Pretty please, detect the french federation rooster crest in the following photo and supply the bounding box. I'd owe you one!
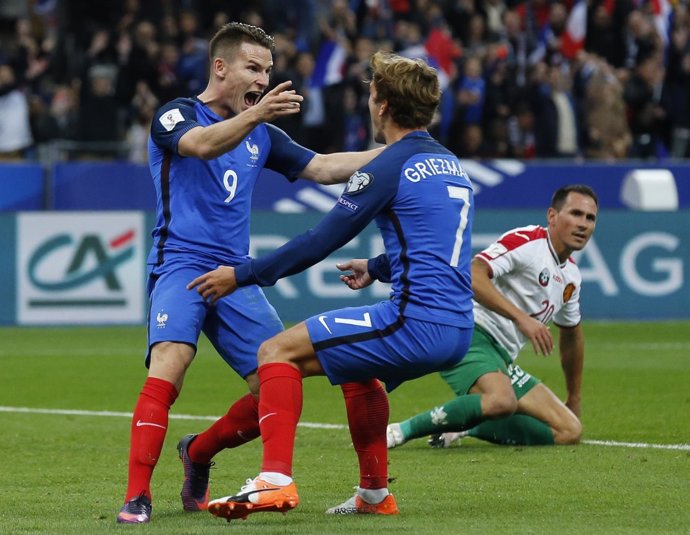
[245,140,259,161]
[156,312,168,328]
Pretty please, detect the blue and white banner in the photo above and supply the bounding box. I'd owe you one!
[252,210,689,322]
[3,161,689,212]
[254,161,690,212]
[0,210,687,324]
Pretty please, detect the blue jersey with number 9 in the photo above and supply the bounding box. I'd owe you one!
[147,97,315,268]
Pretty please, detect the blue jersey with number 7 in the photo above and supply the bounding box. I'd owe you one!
[236,130,474,328]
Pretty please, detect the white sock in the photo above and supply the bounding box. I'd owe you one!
[259,472,293,486]
[357,486,389,504]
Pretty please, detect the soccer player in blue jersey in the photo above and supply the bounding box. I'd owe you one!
[188,51,475,520]
[116,22,385,524]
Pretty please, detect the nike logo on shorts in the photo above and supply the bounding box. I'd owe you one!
[318,315,332,334]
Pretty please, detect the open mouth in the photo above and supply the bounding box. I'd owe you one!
[244,91,262,107]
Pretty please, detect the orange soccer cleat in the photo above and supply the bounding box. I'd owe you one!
[208,477,299,521]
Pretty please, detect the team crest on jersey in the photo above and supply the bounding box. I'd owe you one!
[563,283,576,303]
[156,311,168,328]
[159,108,184,132]
[538,268,550,287]
[344,171,373,194]
[245,140,259,161]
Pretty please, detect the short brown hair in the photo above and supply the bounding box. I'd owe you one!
[551,184,599,210]
[208,22,274,61]
[369,51,440,129]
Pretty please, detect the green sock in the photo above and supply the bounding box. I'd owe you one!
[467,414,555,445]
[400,394,483,440]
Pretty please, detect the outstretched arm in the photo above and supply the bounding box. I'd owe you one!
[472,258,554,356]
[178,81,304,159]
[189,196,385,303]
[189,154,396,303]
[557,322,584,417]
[301,147,385,185]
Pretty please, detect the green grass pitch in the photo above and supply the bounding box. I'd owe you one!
[1,321,688,534]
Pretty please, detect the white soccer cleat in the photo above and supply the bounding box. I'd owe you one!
[386,423,406,449]
[326,487,399,515]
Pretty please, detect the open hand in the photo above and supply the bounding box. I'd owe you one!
[256,80,303,121]
[337,259,374,290]
[516,314,554,356]
[187,265,237,304]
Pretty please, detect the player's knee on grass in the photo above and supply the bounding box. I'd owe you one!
[553,413,582,445]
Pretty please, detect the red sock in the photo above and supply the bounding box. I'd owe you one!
[257,363,303,476]
[125,377,178,502]
[188,393,260,463]
[341,380,389,489]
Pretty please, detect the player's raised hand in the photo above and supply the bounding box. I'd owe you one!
[187,265,238,304]
[337,259,374,290]
[516,314,554,356]
[254,80,303,121]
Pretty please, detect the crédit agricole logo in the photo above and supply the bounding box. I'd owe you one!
[18,213,144,324]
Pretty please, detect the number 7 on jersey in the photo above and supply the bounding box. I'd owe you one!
[447,185,471,267]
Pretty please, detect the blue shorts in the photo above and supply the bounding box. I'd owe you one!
[146,262,283,378]
[305,300,472,392]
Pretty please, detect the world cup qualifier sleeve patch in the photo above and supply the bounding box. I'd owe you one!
[343,171,374,194]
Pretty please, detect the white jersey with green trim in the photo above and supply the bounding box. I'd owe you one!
[473,224,582,360]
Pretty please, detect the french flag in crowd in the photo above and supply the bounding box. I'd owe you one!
[401,27,461,90]
[311,39,346,88]
[651,0,673,47]
[561,0,587,60]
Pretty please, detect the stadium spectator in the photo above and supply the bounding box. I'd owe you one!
[584,0,630,69]
[0,63,33,159]
[125,80,157,164]
[447,54,487,156]
[506,99,537,158]
[531,61,580,158]
[580,54,632,160]
[387,184,597,450]
[623,50,667,159]
[663,20,690,159]
[0,0,689,161]
[115,21,384,524]
[189,50,475,520]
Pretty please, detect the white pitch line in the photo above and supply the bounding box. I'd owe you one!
[0,406,345,429]
[582,439,690,451]
[1,406,688,450]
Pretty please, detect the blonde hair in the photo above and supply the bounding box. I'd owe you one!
[369,51,440,129]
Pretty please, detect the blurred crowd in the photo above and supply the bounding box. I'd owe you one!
[0,0,689,163]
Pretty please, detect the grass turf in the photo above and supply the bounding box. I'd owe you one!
[0,322,688,534]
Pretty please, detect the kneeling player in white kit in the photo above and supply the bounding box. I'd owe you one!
[384,184,598,448]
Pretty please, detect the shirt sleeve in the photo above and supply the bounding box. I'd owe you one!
[150,99,199,154]
[368,254,392,283]
[265,123,316,181]
[235,160,396,287]
[553,269,583,327]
